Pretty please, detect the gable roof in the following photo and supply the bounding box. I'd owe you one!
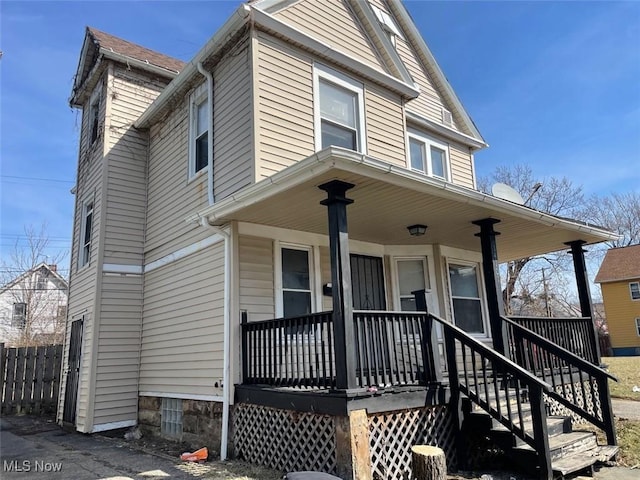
[0,263,69,295]
[71,27,185,107]
[595,244,640,284]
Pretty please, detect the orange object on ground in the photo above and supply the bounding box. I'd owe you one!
[180,447,208,462]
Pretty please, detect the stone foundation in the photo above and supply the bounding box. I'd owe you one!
[138,396,224,455]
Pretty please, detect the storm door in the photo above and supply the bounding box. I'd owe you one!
[350,254,386,310]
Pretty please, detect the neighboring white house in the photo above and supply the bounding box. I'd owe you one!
[0,263,68,346]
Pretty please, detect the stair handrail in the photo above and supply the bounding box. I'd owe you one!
[503,315,617,445]
[428,312,553,479]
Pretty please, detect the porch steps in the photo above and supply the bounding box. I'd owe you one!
[463,397,618,478]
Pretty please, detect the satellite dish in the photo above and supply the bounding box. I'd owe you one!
[492,183,525,205]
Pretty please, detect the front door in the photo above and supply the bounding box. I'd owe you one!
[62,318,83,424]
[350,254,386,310]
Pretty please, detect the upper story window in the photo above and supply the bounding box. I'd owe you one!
[12,303,27,329]
[79,199,94,268]
[630,281,640,300]
[370,3,403,45]
[36,273,47,290]
[314,64,366,154]
[88,86,101,144]
[189,84,209,178]
[408,130,450,181]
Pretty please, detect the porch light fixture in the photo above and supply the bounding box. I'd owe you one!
[407,224,427,237]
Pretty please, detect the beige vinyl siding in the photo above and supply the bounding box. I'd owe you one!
[395,37,458,129]
[365,83,405,165]
[59,76,108,430]
[93,274,142,425]
[146,39,252,263]
[239,235,275,322]
[256,33,314,179]
[140,244,225,396]
[103,67,163,265]
[274,0,385,71]
[449,141,474,189]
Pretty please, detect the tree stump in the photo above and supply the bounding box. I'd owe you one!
[411,445,447,480]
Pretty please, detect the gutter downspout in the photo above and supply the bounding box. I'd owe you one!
[199,217,230,461]
[196,63,215,206]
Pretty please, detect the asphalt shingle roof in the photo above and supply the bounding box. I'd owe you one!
[594,244,640,283]
[88,27,185,74]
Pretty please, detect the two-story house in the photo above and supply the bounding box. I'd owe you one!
[60,1,619,479]
[595,244,640,356]
[0,263,68,347]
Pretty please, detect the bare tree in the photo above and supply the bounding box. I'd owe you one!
[0,224,68,346]
[479,165,584,314]
[580,191,640,248]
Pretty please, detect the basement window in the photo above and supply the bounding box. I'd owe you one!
[161,398,182,437]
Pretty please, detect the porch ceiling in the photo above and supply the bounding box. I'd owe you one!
[190,148,617,262]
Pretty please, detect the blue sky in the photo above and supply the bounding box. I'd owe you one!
[1,0,639,278]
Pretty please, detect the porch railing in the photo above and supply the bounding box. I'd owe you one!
[241,310,441,389]
[241,311,336,388]
[503,316,617,445]
[508,316,599,365]
[430,312,553,479]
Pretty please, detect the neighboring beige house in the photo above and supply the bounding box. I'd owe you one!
[595,244,640,356]
[60,1,619,478]
[0,263,68,346]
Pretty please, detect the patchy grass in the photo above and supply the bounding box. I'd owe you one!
[602,356,640,400]
[616,419,640,468]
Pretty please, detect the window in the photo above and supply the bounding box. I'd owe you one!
[161,398,182,437]
[396,258,429,311]
[636,318,640,337]
[448,263,485,334]
[36,273,47,290]
[630,282,640,300]
[370,3,403,44]
[189,85,209,177]
[281,247,312,318]
[79,200,94,268]
[88,87,101,144]
[408,130,450,181]
[314,65,366,153]
[12,303,26,329]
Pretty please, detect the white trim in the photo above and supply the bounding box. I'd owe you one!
[407,128,452,181]
[188,82,210,180]
[139,392,224,402]
[406,111,487,150]
[91,419,136,433]
[78,197,94,269]
[630,281,640,301]
[445,257,490,338]
[102,264,143,274]
[276,243,316,317]
[144,234,224,273]
[313,63,367,154]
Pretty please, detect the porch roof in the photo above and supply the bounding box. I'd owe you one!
[187,148,617,262]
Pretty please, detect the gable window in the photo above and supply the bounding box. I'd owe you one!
[12,303,27,329]
[314,64,366,153]
[189,85,209,177]
[281,247,312,318]
[36,273,47,290]
[630,282,640,300]
[88,87,101,144]
[79,199,94,268]
[448,262,485,334]
[408,130,450,181]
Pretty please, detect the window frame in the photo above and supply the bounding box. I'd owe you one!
[636,318,640,337]
[12,303,27,329]
[79,198,94,269]
[393,256,430,312]
[88,86,102,145]
[275,243,316,319]
[446,258,489,337]
[188,83,210,180]
[313,64,367,154]
[630,281,640,301]
[407,129,451,181]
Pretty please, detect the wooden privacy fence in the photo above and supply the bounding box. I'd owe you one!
[0,343,63,415]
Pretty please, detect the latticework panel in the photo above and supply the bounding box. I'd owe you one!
[545,378,601,425]
[232,404,337,474]
[368,406,455,480]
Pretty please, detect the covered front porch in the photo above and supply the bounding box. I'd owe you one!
[192,147,618,478]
